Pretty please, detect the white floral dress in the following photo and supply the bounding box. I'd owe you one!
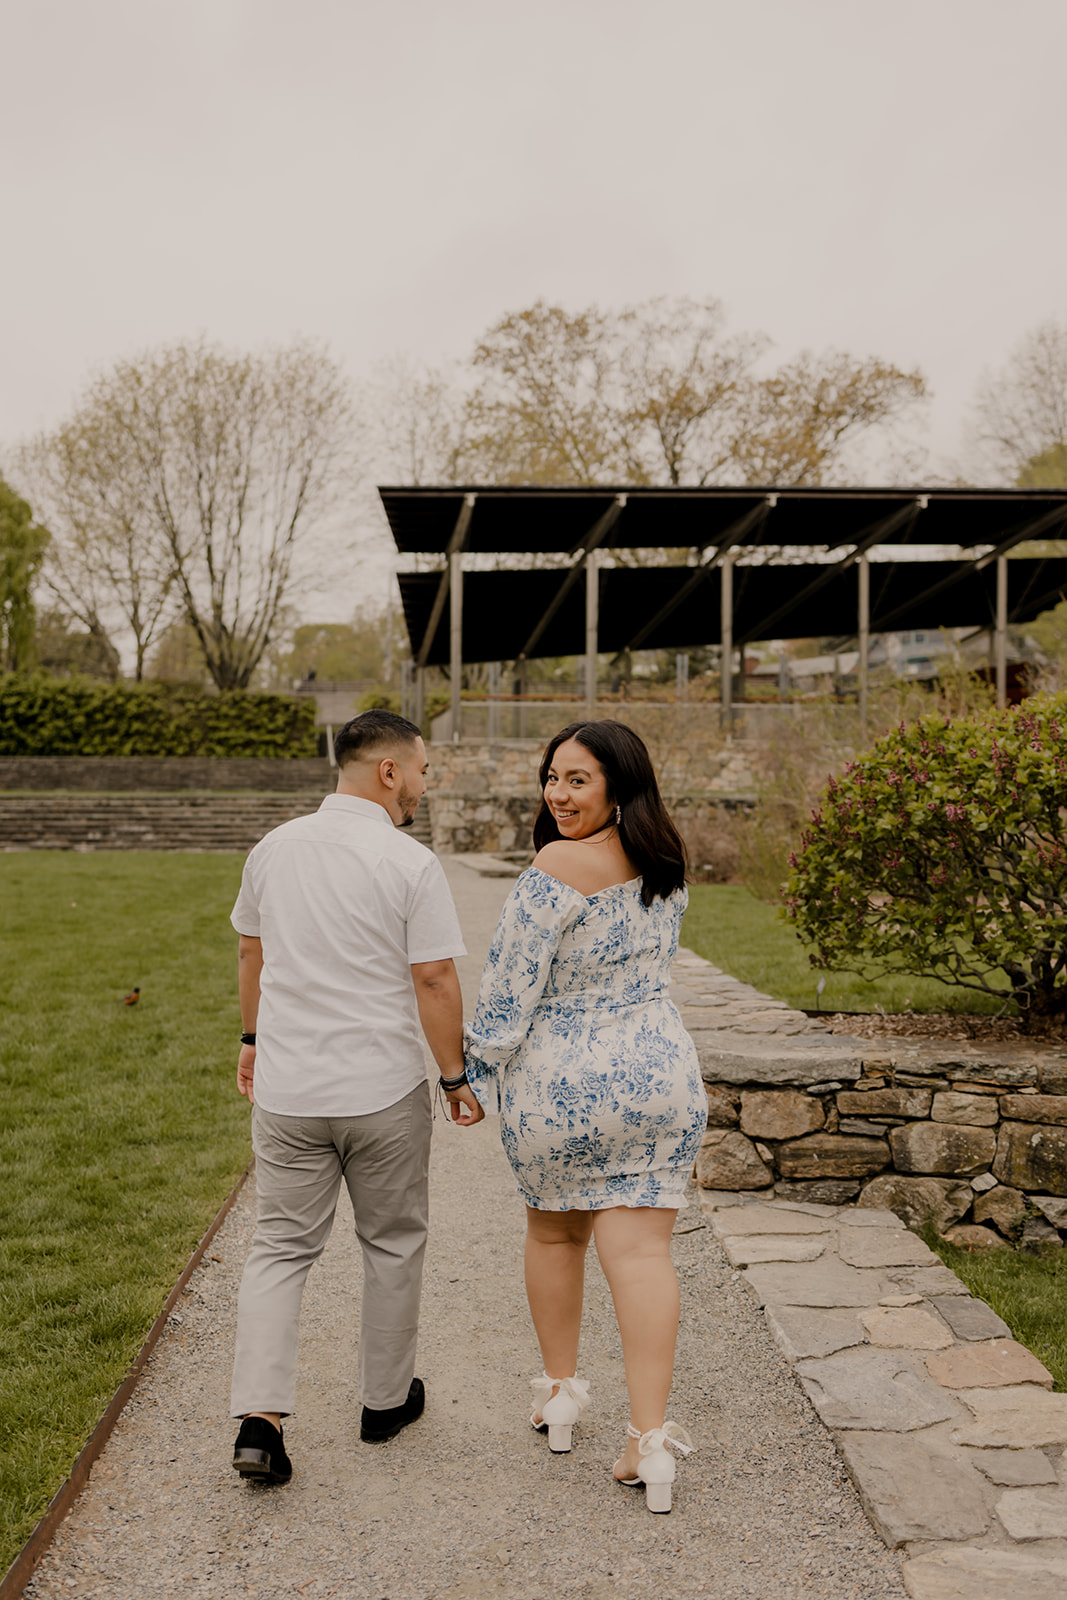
[464,867,707,1211]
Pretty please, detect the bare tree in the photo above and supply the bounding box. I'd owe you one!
[972,318,1067,485]
[24,338,356,690]
[21,414,174,679]
[364,356,468,485]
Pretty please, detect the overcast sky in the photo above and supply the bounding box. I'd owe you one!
[3,0,1065,617]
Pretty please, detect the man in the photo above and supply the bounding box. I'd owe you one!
[228,709,483,1485]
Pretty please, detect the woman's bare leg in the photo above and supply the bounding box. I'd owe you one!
[524,1205,595,1414]
[591,1206,679,1480]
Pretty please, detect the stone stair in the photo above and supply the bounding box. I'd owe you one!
[0,793,329,852]
[0,791,437,853]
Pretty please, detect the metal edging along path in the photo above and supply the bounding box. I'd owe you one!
[0,1163,253,1600]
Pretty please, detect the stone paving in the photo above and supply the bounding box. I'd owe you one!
[661,942,1067,1600]
[697,1189,1067,1598]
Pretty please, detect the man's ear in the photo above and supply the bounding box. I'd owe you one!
[378,756,397,788]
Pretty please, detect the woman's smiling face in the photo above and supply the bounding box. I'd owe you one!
[543,737,614,840]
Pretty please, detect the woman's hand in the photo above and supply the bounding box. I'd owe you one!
[445,1083,485,1125]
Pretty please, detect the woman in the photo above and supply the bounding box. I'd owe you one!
[459,720,706,1513]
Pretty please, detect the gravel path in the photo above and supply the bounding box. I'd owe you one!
[25,860,906,1600]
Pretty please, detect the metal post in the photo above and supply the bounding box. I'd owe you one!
[858,552,870,729]
[995,553,1008,709]
[676,653,689,701]
[414,666,426,732]
[720,553,734,733]
[585,548,599,718]
[488,662,500,742]
[450,549,463,741]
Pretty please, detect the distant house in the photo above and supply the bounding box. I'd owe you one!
[748,625,1045,700]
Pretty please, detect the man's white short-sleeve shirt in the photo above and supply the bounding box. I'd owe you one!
[230,793,466,1117]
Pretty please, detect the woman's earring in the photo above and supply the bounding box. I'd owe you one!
[614,804,622,825]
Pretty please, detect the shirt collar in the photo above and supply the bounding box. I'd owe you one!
[319,793,395,827]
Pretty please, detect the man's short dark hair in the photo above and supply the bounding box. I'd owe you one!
[334,710,423,768]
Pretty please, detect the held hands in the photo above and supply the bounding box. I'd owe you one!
[237,1043,256,1105]
[444,1082,484,1125]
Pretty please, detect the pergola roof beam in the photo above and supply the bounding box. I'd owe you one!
[735,499,924,649]
[620,498,775,655]
[414,494,475,668]
[871,505,1067,634]
[518,495,626,661]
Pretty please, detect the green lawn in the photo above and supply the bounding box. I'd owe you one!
[926,1234,1067,1391]
[682,884,1009,1016]
[0,854,251,1573]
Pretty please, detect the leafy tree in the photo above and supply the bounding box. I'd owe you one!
[1019,442,1067,490]
[731,350,926,486]
[22,338,356,690]
[462,297,763,485]
[372,297,927,491]
[145,618,210,683]
[35,609,120,681]
[784,695,1067,1030]
[279,605,407,686]
[0,477,49,672]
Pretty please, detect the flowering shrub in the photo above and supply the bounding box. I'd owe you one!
[784,692,1067,1029]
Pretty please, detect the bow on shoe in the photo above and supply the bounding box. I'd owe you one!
[638,1421,694,1459]
[530,1374,591,1421]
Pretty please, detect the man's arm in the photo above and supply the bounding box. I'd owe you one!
[410,958,483,1125]
[237,934,263,1104]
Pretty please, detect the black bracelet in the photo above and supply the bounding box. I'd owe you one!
[241,1032,256,1046]
[439,1071,468,1090]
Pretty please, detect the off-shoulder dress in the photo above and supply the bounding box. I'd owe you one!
[464,866,706,1210]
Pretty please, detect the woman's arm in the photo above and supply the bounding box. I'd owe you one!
[464,871,579,1111]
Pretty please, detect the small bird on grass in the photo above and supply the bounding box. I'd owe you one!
[122,987,140,1006]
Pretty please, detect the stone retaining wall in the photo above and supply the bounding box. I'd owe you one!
[671,949,1067,1249]
[425,740,755,855]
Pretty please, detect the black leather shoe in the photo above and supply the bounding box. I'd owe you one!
[232,1416,292,1483]
[360,1378,425,1442]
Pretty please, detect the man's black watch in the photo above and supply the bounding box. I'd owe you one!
[241,1032,256,1046]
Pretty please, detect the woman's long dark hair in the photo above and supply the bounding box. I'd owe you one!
[532,720,687,906]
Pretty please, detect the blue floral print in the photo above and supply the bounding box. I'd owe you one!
[464,868,707,1211]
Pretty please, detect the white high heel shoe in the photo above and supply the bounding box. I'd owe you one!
[529,1373,590,1453]
[614,1421,694,1513]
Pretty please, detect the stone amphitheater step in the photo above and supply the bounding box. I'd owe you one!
[0,793,435,853]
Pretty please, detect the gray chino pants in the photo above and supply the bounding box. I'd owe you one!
[230,1080,432,1418]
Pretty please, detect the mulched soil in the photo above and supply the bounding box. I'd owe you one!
[820,1010,1052,1043]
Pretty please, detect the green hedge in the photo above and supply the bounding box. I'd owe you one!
[0,676,317,757]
